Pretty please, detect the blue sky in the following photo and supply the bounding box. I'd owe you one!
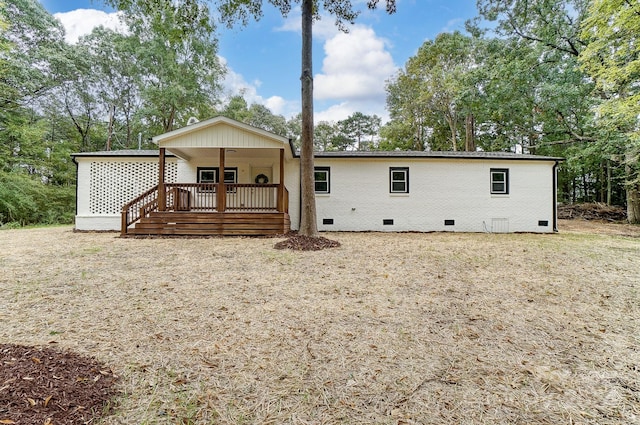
[40,0,480,122]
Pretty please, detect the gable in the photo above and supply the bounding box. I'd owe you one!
[153,116,290,150]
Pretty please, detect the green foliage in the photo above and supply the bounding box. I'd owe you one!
[76,28,142,149]
[219,95,252,122]
[378,120,418,150]
[0,0,69,110]
[578,0,640,221]
[383,32,477,151]
[463,0,629,209]
[215,0,395,30]
[0,172,75,227]
[472,0,589,57]
[579,0,639,141]
[123,0,223,132]
[247,103,288,135]
[335,112,381,150]
[217,95,292,138]
[379,0,632,212]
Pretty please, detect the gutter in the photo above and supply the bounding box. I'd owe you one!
[553,161,560,232]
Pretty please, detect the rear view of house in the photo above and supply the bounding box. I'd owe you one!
[72,116,561,235]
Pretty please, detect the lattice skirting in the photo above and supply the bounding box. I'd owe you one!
[88,160,177,215]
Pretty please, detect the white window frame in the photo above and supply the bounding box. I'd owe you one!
[197,167,217,192]
[314,167,330,194]
[222,168,237,185]
[197,167,237,192]
[198,167,217,184]
[390,167,409,193]
[490,168,509,194]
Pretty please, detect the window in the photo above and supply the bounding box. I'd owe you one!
[314,167,330,194]
[223,169,237,185]
[198,167,217,184]
[197,167,237,192]
[390,167,409,193]
[490,168,509,194]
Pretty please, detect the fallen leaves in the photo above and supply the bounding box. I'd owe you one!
[274,234,341,251]
[0,344,118,425]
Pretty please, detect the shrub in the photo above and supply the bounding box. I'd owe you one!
[0,172,75,227]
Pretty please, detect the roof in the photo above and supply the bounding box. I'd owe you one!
[71,150,175,158]
[309,150,563,161]
[71,149,562,162]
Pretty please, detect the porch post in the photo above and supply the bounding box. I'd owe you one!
[217,148,226,212]
[278,148,285,212]
[158,147,166,211]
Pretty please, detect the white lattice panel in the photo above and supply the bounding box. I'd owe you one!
[89,161,177,214]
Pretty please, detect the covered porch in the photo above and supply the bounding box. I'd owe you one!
[120,117,294,236]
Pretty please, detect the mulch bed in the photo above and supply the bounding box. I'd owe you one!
[0,344,119,425]
[274,234,341,250]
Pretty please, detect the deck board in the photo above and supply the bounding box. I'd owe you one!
[126,212,290,236]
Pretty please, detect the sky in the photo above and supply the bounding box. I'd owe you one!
[39,0,481,123]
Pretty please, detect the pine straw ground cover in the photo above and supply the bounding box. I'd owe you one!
[0,220,639,424]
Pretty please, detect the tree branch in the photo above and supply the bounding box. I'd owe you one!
[624,0,640,17]
[507,16,579,56]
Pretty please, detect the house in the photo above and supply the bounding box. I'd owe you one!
[72,116,562,235]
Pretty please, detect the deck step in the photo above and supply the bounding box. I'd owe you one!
[127,212,290,236]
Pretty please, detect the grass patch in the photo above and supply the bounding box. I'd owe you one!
[0,222,638,424]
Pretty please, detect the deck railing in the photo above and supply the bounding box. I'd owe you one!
[121,183,289,235]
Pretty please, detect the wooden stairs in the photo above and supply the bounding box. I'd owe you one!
[125,211,291,236]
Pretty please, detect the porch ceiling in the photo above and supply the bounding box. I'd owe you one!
[167,147,282,161]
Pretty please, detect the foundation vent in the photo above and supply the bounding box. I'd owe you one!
[491,218,509,233]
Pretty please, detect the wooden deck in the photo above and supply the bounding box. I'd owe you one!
[125,211,291,236]
[121,182,290,236]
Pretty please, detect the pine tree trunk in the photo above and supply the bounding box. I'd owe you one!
[607,160,612,206]
[298,0,318,237]
[628,188,640,223]
[106,105,114,151]
[445,110,457,151]
[465,113,475,152]
[626,151,640,224]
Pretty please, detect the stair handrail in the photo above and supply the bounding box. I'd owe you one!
[121,185,160,236]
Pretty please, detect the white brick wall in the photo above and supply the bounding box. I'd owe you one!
[75,154,557,233]
[311,158,556,233]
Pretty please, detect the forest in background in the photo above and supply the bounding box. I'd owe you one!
[1,0,638,226]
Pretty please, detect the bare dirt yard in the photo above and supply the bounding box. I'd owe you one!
[1,220,639,424]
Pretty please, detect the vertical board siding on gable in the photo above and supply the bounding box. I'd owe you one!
[164,128,281,149]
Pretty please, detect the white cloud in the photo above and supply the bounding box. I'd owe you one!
[54,9,127,44]
[314,26,397,103]
[273,9,398,122]
[264,96,289,114]
[219,56,300,118]
[315,100,389,124]
[315,102,355,123]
